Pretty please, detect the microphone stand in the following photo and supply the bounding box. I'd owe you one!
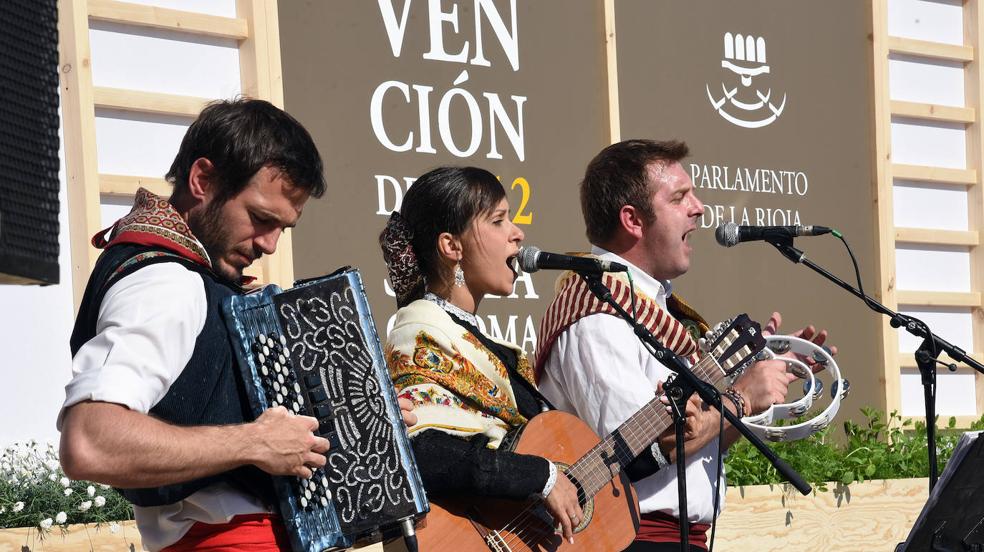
[763,235,984,491]
[578,272,812,552]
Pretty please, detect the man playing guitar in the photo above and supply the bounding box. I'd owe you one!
[536,139,835,552]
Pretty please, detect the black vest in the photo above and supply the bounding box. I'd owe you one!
[70,243,275,507]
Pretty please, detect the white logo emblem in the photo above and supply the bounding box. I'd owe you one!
[706,32,786,129]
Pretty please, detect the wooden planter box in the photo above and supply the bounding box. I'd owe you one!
[0,479,928,551]
[0,521,141,551]
[713,478,928,551]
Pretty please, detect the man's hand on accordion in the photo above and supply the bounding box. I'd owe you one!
[250,406,330,479]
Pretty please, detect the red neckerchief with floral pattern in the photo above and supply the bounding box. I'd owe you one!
[91,188,255,286]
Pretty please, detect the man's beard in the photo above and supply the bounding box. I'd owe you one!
[190,201,240,282]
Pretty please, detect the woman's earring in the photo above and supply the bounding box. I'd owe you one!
[454,262,465,287]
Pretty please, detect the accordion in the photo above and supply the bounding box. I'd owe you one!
[222,268,428,551]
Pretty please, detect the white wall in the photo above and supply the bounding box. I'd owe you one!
[0,0,238,449]
[887,0,977,416]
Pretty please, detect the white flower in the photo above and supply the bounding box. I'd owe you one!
[63,488,73,496]
[59,476,70,487]
[0,507,5,514]
[55,511,67,524]
[109,522,120,534]
[39,518,53,530]
[48,473,57,482]
[86,485,95,497]
[12,502,24,512]
[78,500,92,512]
[93,496,106,508]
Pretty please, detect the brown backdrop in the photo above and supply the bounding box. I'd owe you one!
[280,1,609,355]
[280,0,882,422]
[615,0,882,419]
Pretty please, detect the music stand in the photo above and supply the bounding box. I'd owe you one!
[897,431,984,551]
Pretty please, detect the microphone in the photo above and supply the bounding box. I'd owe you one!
[517,246,629,274]
[715,222,832,247]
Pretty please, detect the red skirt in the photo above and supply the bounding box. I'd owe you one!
[162,513,291,551]
[636,511,710,550]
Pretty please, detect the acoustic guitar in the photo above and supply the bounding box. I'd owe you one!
[415,315,767,551]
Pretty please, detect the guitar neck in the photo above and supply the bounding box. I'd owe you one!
[567,354,727,498]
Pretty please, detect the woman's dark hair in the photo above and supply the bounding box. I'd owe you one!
[166,98,326,203]
[380,166,506,307]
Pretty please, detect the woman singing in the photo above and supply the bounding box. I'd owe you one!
[379,166,583,543]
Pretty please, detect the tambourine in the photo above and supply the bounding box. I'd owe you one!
[733,335,849,442]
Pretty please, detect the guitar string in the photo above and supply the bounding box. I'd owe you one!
[500,335,751,547]
[496,352,725,545]
[495,337,743,547]
[497,340,746,549]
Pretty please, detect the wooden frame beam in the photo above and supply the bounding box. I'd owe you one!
[99,174,170,197]
[87,0,248,41]
[895,227,979,246]
[94,87,212,117]
[896,290,981,308]
[891,163,978,186]
[887,36,974,63]
[890,100,975,124]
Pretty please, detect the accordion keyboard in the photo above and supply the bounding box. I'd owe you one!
[223,269,428,551]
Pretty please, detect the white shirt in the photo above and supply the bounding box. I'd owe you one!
[538,247,726,524]
[60,262,268,551]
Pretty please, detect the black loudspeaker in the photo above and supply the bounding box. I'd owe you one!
[0,0,61,285]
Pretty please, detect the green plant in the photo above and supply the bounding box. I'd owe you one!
[725,407,984,491]
[0,441,132,535]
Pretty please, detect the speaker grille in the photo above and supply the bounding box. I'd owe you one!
[0,0,61,284]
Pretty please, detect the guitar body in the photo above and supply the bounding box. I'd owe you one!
[416,411,640,552]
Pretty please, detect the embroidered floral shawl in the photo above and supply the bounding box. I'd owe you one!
[385,299,536,449]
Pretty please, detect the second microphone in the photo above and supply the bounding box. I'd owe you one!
[517,246,628,274]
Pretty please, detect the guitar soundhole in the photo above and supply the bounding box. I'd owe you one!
[556,462,594,533]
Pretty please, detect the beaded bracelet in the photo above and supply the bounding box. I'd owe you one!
[650,441,671,471]
[723,386,747,419]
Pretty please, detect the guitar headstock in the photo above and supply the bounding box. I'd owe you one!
[702,314,767,376]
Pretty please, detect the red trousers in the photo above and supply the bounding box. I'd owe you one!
[163,513,291,551]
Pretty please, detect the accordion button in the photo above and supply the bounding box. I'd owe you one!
[321,476,329,487]
[294,383,301,394]
[260,365,269,377]
[310,388,328,403]
[273,381,281,393]
[257,353,265,365]
[279,354,287,364]
[300,496,308,508]
[305,489,312,500]
[304,375,320,388]
[297,395,305,406]
[280,335,287,346]
[314,405,332,419]
[276,393,284,404]
[258,334,266,345]
[320,497,328,507]
[291,401,300,413]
